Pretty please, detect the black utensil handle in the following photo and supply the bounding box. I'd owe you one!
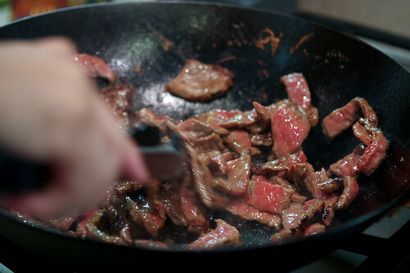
[0,123,174,194]
[0,149,51,194]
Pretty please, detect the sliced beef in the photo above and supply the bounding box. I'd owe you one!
[335,176,360,210]
[166,59,234,101]
[180,175,209,233]
[84,210,127,245]
[271,101,311,156]
[329,145,365,177]
[226,201,281,228]
[134,108,170,131]
[75,53,115,82]
[125,186,166,237]
[322,97,378,138]
[330,131,388,177]
[189,146,231,209]
[188,219,240,249]
[255,151,307,176]
[248,176,291,214]
[226,130,251,150]
[281,73,311,109]
[281,73,319,126]
[212,151,251,196]
[251,133,273,146]
[160,164,209,234]
[271,229,292,244]
[199,109,256,129]
[281,199,324,232]
[100,84,133,128]
[358,131,389,176]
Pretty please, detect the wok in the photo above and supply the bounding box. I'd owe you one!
[0,1,409,271]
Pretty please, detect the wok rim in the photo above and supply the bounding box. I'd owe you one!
[0,1,409,254]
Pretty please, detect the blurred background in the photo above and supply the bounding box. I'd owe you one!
[0,0,409,40]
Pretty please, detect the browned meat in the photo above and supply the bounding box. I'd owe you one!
[330,132,388,177]
[100,85,133,128]
[188,219,240,249]
[160,180,187,227]
[199,109,256,129]
[248,176,291,214]
[303,223,326,236]
[29,72,388,249]
[281,73,312,109]
[224,130,258,155]
[271,101,311,156]
[126,187,166,237]
[251,133,273,146]
[134,108,170,131]
[358,132,389,176]
[226,201,281,228]
[255,151,308,176]
[336,176,360,210]
[330,145,365,177]
[291,192,307,203]
[212,151,251,196]
[271,229,292,244]
[322,97,378,138]
[281,200,324,232]
[166,59,234,101]
[75,53,115,82]
[180,175,209,233]
[189,147,230,209]
[84,210,127,245]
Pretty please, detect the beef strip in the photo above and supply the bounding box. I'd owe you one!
[134,108,170,131]
[335,176,360,210]
[199,109,256,129]
[166,59,234,101]
[225,130,260,155]
[281,73,319,126]
[271,101,311,156]
[281,73,311,109]
[281,199,324,232]
[84,210,127,245]
[75,53,115,82]
[212,151,251,196]
[322,97,378,138]
[254,151,308,176]
[225,201,282,228]
[251,133,273,146]
[188,219,240,249]
[248,176,291,214]
[100,84,133,128]
[160,162,209,234]
[180,173,209,233]
[125,186,166,237]
[189,146,231,209]
[330,145,365,177]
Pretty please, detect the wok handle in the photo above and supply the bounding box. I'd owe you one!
[0,123,184,194]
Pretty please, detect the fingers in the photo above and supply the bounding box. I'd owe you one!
[121,140,150,183]
[31,37,75,56]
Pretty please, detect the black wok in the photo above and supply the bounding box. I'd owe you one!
[0,2,409,271]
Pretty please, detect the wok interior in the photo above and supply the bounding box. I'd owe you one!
[1,3,409,246]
